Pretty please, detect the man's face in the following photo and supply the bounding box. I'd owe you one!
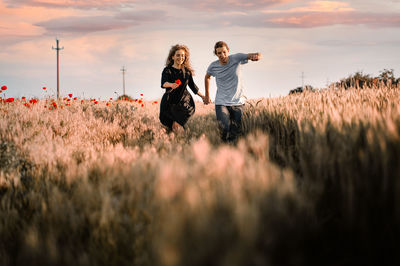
[216,46,229,64]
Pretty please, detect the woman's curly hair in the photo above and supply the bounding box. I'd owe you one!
[165,44,195,75]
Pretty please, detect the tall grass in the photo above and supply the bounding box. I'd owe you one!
[1,86,399,265]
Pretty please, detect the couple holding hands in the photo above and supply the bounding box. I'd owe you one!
[160,41,262,143]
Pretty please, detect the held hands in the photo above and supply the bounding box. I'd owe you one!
[203,95,211,105]
[197,93,210,105]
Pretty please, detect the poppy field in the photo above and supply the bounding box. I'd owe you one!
[1,85,400,266]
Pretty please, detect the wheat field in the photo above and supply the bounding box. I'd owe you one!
[1,86,399,266]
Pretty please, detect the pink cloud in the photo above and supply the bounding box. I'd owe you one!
[214,9,400,29]
[264,12,400,28]
[35,16,133,34]
[172,0,295,11]
[0,21,44,37]
[263,1,354,13]
[0,1,86,39]
[35,10,168,35]
[4,0,139,9]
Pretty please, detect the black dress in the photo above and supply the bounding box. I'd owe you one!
[160,66,199,129]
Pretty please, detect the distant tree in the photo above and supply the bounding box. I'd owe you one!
[379,69,395,81]
[392,77,400,88]
[289,85,314,95]
[118,94,133,101]
[337,71,374,89]
[378,69,396,87]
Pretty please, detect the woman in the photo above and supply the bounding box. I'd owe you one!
[160,44,205,132]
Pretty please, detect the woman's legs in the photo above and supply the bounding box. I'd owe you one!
[172,121,185,133]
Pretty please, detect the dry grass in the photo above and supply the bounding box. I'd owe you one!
[1,86,400,266]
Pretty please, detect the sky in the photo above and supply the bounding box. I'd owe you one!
[1,0,400,100]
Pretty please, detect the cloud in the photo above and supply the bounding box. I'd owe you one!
[0,21,45,37]
[118,9,167,21]
[35,16,132,34]
[35,9,168,34]
[263,1,354,13]
[212,9,400,29]
[4,0,139,9]
[171,0,295,11]
[263,12,400,28]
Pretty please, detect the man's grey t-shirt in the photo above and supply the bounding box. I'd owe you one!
[207,53,248,106]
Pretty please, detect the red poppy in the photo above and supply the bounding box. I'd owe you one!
[6,98,14,103]
[24,103,30,108]
[68,94,73,98]
[29,99,38,104]
[73,97,77,100]
[43,87,46,90]
[140,93,143,96]
[94,101,98,104]
[22,96,26,100]
[1,86,7,91]
[141,103,144,107]
[175,79,182,85]
[110,98,113,100]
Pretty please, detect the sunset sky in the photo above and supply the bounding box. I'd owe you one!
[1,0,400,100]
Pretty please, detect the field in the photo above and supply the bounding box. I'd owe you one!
[1,86,400,266]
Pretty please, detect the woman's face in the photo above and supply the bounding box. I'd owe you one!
[172,49,185,66]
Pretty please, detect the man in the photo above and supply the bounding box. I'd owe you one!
[204,41,262,143]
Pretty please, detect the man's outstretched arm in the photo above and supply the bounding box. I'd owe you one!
[247,53,262,61]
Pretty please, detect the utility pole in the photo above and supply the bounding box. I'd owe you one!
[52,39,64,99]
[121,66,126,96]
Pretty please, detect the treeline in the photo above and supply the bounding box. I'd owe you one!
[336,68,400,89]
[290,69,400,94]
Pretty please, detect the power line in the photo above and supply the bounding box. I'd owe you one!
[52,39,64,99]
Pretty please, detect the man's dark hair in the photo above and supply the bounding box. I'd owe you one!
[214,41,229,55]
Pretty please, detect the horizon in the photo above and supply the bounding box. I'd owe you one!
[1,0,400,101]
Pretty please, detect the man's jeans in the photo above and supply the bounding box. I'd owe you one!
[215,105,244,143]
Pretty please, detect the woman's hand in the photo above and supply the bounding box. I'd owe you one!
[163,82,179,92]
[170,83,179,90]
